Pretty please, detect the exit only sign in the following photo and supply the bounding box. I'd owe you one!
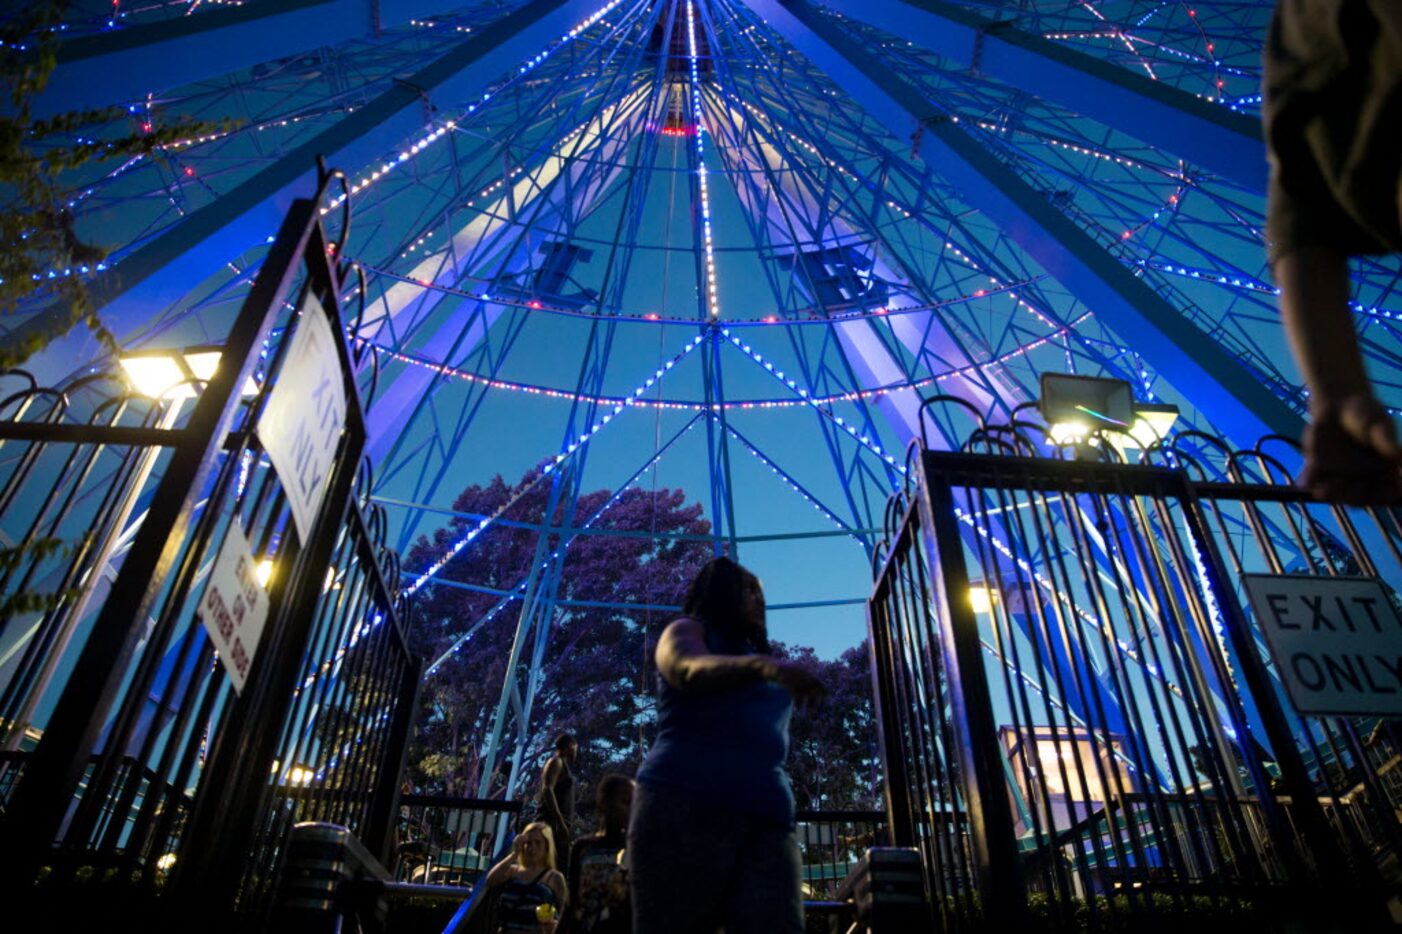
[1242,575,1402,718]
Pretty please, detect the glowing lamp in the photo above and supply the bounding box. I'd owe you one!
[119,352,193,400]
[118,345,259,400]
[968,585,994,613]
[1124,403,1180,449]
[1048,420,1091,445]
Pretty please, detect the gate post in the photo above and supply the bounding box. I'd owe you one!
[0,196,321,892]
[917,463,1026,927]
[1179,488,1393,929]
[168,211,368,909]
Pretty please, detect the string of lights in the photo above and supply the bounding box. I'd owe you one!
[321,0,628,219]
[722,328,905,474]
[422,413,705,676]
[347,256,1046,325]
[725,423,863,539]
[361,312,1092,410]
[687,0,721,320]
[727,93,1066,342]
[402,331,705,596]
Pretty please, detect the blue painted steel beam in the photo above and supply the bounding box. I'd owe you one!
[820,0,1266,191]
[738,0,1303,448]
[16,0,609,384]
[35,0,448,116]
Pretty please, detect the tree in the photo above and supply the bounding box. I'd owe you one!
[1,1,230,369]
[404,466,714,801]
[404,468,882,816]
[0,2,229,620]
[779,641,882,811]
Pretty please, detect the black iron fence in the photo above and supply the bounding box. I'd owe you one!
[869,414,1401,932]
[796,808,887,900]
[0,168,418,924]
[392,795,523,887]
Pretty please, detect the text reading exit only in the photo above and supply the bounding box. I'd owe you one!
[1243,575,1402,717]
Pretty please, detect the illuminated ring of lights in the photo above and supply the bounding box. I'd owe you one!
[346,258,1050,326]
[360,311,1091,409]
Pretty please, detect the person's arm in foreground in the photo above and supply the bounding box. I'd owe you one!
[655,618,824,701]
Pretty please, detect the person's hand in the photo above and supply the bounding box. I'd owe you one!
[767,658,827,706]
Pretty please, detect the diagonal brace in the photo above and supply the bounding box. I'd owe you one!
[819,0,1266,191]
[738,0,1303,449]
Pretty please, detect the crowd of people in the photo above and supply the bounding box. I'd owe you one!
[472,556,824,934]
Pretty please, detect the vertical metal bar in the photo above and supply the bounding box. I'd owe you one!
[896,503,966,922]
[965,481,1075,917]
[364,648,421,865]
[918,462,1026,926]
[0,197,320,890]
[866,547,914,846]
[1178,486,1368,905]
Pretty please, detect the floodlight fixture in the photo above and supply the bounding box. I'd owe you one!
[1125,403,1181,449]
[1039,373,1134,442]
[119,351,194,401]
[1039,373,1180,450]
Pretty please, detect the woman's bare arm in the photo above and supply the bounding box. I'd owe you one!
[655,618,824,702]
[548,869,568,911]
[655,618,774,692]
[485,852,516,889]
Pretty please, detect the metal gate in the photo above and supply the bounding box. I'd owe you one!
[0,168,419,922]
[869,421,1402,931]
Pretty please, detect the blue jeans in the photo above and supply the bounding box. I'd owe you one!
[628,782,803,934]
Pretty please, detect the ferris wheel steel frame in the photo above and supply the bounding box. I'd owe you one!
[17,0,1402,799]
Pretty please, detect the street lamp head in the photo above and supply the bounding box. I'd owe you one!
[118,351,197,400]
[118,345,259,400]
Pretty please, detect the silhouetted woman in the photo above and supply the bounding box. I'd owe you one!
[629,557,824,934]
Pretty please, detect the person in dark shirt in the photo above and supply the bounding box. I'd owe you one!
[540,733,578,869]
[1264,0,1402,503]
[629,557,825,934]
[564,773,634,934]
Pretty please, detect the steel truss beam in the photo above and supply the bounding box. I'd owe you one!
[819,0,1266,191]
[737,0,1303,448]
[37,0,450,117]
[16,0,612,384]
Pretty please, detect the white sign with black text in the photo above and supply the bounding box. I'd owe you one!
[258,293,347,541]
[199,523,269,694]
[1242,574,1402,717]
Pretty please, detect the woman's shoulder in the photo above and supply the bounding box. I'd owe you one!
[663,615,702,632]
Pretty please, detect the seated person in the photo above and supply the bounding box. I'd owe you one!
[565,774,634,933]
[485,821,568,933]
